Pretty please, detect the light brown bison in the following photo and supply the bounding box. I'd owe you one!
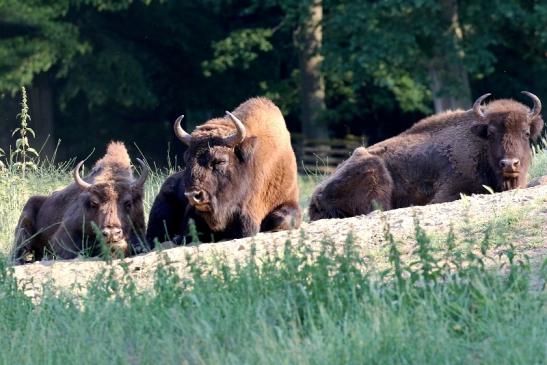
[309,92,544,220]
[146,97,301,245]
[11,142,148,263]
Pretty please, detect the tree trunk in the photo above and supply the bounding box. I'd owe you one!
[296,0,328,139]
[0,95,19,153]
[428,0,471,113]
[28,73,55,157]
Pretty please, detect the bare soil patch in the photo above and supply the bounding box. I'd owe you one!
[13,185,547,299]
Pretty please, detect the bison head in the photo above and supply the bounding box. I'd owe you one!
[73,159,148,253]
[471,91,544,191]
[174,112,257,231]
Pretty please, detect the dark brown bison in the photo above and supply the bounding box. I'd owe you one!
[146,97,301,245]
[11,142,148,263]
[309,92,544,220]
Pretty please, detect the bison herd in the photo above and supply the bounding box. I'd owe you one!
[10,93,545,264]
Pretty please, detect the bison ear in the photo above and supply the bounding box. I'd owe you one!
[235,137,258,163]
[470,123,488,139]
[530,117,544,141]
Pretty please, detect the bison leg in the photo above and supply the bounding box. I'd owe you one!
[261,201,301,232]
[11,195,47,264]
[48,227,83,260]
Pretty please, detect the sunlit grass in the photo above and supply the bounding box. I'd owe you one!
[0,223,545,364]
[529,137,547,180]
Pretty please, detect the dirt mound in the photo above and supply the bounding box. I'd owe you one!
[13,185,547,299]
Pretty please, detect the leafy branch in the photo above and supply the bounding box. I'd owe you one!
[11,87,39,177]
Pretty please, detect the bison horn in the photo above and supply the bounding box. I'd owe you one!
[225,111,246,146]
[173,115,192,146]
[73,161,92,190]
[472,93,491,119]
[521,91,542,120]
[132,158,149,189]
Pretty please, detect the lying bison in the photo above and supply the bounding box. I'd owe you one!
[146,97,301,245]
[310,92,544,220]
[11,142,148,263]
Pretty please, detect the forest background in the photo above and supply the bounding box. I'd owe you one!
[1,0,546,164]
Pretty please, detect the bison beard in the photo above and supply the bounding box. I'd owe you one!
[11,142,148,264]
[146,97,301,246]
[309,92,544,221]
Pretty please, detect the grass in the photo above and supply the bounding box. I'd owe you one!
[530,137,547,180]
[0,225,545,364]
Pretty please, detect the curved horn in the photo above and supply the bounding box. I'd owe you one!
[173,115,192,145]
[224,111,246,146]
[132,158,149,189]
[73,161,92,190]
[473,93,491,119]
[521,91,542,120]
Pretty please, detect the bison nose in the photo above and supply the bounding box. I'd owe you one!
[185,190,206,204]
[499,158,520,170]
[102,226,123,242]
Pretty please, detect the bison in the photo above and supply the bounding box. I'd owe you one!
[11,142,148,263]
[146,97,301,245]
[309,92,544,220]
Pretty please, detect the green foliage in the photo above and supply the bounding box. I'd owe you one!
[0,1,87,95]
[0,222,545,364]
[202,28,274,76]
[1,0,546,159]
[11,87,38,176]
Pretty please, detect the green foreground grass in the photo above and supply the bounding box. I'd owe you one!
[0,146,545,364]
[2,228,547,364]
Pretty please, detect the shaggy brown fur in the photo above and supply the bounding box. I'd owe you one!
[11,142,147,264]
[147,97,301,244]
[309,95,544,220]
[308,147,392,220]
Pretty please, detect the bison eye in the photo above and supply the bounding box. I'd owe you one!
[212,159,228,169]
[124,201,132,210]
[524,130,531,138]
[88,199,99,209]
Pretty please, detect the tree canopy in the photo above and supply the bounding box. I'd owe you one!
[0,0,545,162]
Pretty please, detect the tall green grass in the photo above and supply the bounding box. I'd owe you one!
[0,226,545,364]
[529,136,547,180]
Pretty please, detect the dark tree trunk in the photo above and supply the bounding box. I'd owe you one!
[428,0,471,112]
[296,0,327,139]
[0,95,18,153]
[28,73,56,157]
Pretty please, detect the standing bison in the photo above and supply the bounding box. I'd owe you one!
[146,97,301,245]
[309,92,544,220]
[11,142,148,263]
